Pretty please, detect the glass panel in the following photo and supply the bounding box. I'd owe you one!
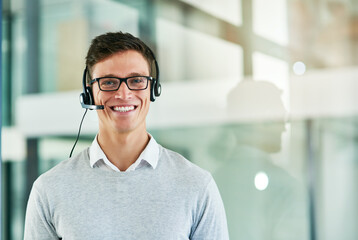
[39,137,94,174]
[2,18,11,126]
[2,161,26,240]
[11,16,26,104]
[157,18,243,82]
[253,0,288,45]
[150,121,309,240]
[253,52,289,109]
[40,0,139,92]
[180,0,242,26]
[316,118,358,239]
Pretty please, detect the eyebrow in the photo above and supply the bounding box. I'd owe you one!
[98,72,149,78]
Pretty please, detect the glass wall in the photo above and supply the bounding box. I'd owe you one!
[2,0,358,239]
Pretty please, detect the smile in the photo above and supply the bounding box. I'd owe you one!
[112,106,136,112]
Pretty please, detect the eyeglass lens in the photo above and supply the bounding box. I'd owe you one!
[99,77,148,91]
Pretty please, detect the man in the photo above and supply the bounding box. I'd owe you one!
[24,32,228,239]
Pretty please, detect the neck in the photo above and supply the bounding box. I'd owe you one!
[97,127,150,171]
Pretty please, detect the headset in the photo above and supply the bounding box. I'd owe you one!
[79,48,161,110]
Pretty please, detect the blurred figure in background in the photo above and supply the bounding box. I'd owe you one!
[212,80,308,240]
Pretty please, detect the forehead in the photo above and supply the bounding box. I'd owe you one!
[92,50,150,76]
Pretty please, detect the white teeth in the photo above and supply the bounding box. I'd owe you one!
[113,106,135,112]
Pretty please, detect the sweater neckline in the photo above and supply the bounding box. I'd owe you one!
[83,147,160,178]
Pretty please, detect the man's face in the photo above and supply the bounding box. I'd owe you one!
[91,50,151,134]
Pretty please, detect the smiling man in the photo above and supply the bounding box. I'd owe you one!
[24,32,228,240]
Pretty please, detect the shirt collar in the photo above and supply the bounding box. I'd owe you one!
[89,134,159,172]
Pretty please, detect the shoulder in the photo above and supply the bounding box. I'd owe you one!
[157,146,229,239]
[157,145,213,189]
[34,148,90,189]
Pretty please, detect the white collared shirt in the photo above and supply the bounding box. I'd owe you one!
[89,134,159,172]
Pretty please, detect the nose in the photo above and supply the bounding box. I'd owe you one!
[114,82,133,100]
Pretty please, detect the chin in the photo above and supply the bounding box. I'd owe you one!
[114,122,144,134]
[109,118,146,134]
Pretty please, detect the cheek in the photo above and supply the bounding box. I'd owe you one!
[141,88,151,102]
[139,90,151,113]
[91,85,100,103]
[92,86,108,105]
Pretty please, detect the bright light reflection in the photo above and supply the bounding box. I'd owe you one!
[255,172,269,191]
[293,61,306,75]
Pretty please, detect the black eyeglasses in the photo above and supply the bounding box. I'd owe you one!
[90,76,154,91]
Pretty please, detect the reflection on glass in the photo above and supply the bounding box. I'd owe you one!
[293,61,306,75]
[252,52,289,110]
[211,80,308,239]
[254,171,269,191]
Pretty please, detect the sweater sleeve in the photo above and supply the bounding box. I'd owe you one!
[24,181,60,240]
[190,177,229,240]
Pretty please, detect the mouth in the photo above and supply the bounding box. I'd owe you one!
[111,105,137,112]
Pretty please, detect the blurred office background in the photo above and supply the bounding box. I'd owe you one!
[2,0,358,239]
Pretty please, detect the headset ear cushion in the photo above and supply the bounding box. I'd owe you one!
[154,82,162,97]
[150,82,156,102]
[84,87,94,105]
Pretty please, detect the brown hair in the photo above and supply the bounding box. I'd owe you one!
[85,32,155,84]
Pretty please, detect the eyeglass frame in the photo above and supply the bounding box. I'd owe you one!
[89,76,155,92]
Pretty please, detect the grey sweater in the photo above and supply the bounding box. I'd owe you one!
[24,145,228,240]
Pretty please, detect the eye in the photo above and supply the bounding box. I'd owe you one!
[102,79,116,86]
[129,77,145,84]
[99,78,119,90]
